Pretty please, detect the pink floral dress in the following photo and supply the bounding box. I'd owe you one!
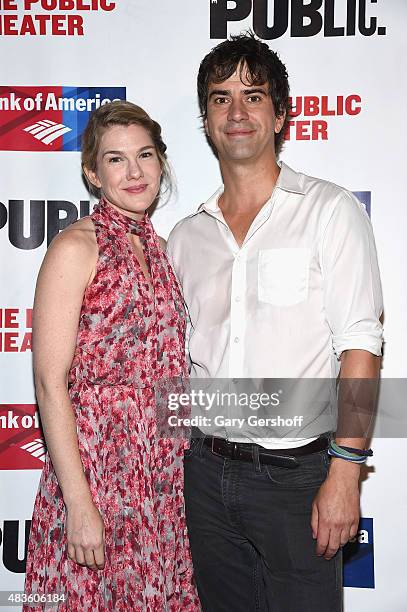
[24,200,200,611]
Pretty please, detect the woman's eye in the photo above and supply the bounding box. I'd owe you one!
[108,156,122,163]
[140,151,153,159]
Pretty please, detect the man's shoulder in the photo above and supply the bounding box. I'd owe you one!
[291,165,366,218]
[292,170,372,243]
[169,209,201,235]
[298,168,351,201]
[167,200,216,248]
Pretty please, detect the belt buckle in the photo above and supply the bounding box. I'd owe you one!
[211,437,237,459]
[211,437,224,458]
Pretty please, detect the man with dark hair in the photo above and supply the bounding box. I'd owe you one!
[197,32,290,157]
[167,33,382,611]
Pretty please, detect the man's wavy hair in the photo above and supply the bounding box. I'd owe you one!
[197,32,290,156]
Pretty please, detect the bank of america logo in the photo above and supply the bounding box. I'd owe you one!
[343,517,375,588]
[23,119,72,145]
[20,438,46,463]
[1,86,126,151]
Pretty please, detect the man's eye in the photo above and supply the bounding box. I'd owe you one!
[247,95,261,102]
[214,97,228,104]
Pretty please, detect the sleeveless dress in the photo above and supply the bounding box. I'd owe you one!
[23,200,200,611]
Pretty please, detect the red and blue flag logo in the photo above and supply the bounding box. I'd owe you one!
[0,404,45,470]
[0,86,126,151]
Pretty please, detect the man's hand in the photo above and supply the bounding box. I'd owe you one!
[311,458,360,560]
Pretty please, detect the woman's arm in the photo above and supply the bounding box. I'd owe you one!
[33,219,104,570]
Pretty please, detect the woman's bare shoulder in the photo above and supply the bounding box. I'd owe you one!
[61,216,96,241]
[50,216,97,254]
[42,217,98,279]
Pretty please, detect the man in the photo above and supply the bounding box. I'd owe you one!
[167,33,382,611]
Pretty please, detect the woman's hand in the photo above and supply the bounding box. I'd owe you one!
[66,498,105,571]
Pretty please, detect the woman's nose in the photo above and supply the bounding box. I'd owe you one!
[127,160,143,180]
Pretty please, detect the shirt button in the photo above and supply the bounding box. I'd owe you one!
[235,296,241,302]
[234,336,240,343]
[232,378,239,384]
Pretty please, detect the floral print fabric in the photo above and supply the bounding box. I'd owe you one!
[24,200,200,611]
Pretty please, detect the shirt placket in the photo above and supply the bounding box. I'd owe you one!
[203,198,277,440]
[228,200,276,439]
[229,248,246,379]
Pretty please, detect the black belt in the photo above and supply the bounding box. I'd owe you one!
[202,435,329,469]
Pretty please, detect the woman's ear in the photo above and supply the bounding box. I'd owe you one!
[83,166,102,190]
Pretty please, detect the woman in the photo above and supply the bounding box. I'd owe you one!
[23,101,200,611]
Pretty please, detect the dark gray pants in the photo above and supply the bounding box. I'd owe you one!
[184,438,342,612]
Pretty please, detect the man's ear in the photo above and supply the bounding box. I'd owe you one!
[83,166,102,190]
[204,117,209,136]
[275,110,286,134]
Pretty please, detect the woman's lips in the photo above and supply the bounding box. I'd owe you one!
[124,184,148,194]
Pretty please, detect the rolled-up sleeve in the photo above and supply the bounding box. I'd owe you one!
[320,191,383,358]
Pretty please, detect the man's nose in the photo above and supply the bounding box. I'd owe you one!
[227,98,249,122]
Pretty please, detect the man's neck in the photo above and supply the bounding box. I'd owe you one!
[219,157,281,214]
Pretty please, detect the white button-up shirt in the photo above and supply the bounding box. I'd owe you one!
[167,163,383,447]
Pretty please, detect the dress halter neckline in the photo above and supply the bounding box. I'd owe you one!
[94,198,148,237]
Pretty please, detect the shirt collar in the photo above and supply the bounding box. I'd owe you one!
[199,162,306,215]
[199,186,224,214]
[275,162,307,195]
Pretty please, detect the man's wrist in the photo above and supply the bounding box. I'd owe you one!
[328,456,362,481]
[328,439,371,464]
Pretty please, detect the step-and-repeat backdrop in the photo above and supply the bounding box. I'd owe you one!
[1,2,406,610]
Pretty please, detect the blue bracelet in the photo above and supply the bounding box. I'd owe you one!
[338,445,373,457]
[327,447,367,463]
[327,441,368,463]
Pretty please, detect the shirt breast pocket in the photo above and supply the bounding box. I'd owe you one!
[258,248,310,306]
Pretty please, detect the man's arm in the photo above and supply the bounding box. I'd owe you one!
[311,349,380,559]
[312,190,383,559]
[166,228,193,372]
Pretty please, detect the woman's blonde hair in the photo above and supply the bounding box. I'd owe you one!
[81,100,171,200]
